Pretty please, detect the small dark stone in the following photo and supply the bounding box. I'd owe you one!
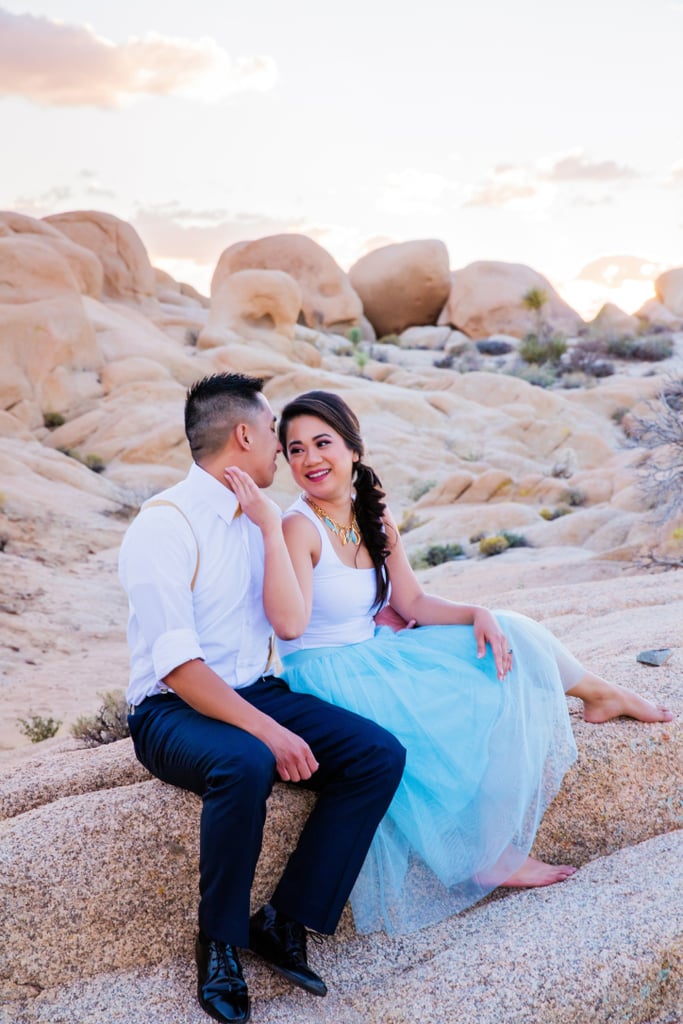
[636,648,673,667]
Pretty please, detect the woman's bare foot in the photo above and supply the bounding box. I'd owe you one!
[500,856,577,888]
[567,674,674,725]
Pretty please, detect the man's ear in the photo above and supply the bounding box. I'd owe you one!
[235,422,251,451]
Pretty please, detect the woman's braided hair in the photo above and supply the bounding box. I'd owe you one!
[278,390,391,609]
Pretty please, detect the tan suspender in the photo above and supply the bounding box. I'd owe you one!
[141,499,275,672]
[142,500,200,590]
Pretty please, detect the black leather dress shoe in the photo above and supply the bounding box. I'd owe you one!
[248,904,327,997]
[196,932,250,1023]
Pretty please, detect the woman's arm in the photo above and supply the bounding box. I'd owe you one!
[383,509,513,679]
[224,467,308,639]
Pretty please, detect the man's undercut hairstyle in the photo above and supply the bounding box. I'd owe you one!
[185,373,265,462]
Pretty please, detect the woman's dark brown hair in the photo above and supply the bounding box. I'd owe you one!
[278,391,390,609]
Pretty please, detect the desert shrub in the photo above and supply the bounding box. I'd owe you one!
[611,406,630,425]
[410,543,464,569]
[84,454,106,473]
[476,338,513,356]
[539,506,572,521]
[18,714,61,743]
[607,335,674,362]
[469,531,487,543]
[43,411,66,429]
[409,479,436,502]
[500,531,530,547]
[562,338,614,378]
[628,377,683,521]
[519,334,567,365]
[509,364,559,389]
[479,535,510,557]
[71,690,130,747]
[398,511,424,534]
[560,488,587,507]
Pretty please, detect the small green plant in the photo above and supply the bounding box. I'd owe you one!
[410,543,464,569]
[18,714,61,743]
[84,453,106,473]
[479,535,510,557]
[398,511,424,534]
[522,286,549,341]
[518,334,567,366]
[376,333,401,346]
[539,506,572,521]
[354,350,369,375]
[500,531,530,548]
[509,364,559,389]
[70,690,130,747]
[606,335,674,362]
[560,488,586,507]
[58,448,106,473]
[43,411,66,429]
[409,479,436,502]
[347,325,362,346]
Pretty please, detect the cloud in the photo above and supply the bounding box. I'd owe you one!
[669,160,683,184]
[133,204,303,268]
[464,181,538,208]
[577,254,663,287]
[378,168,460,216]
[0,8,277,108]
[463,164,543,209]
[540,149,638,182]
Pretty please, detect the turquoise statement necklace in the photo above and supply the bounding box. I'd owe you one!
[304,495,361,546]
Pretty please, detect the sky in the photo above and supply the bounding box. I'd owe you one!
[1,0,682,319]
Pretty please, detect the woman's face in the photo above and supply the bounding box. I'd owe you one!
[284,414,356,501]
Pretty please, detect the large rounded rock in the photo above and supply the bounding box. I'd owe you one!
[199,268,302,349]
[45,211,158,309]
[349,239,451,337]
[0,237,102,423]
[588,302,639,337]
[654,266,683,317]
[438,261,583,340]
[0,211,103,298]
[635,296,683,330]
[212,234,362,333]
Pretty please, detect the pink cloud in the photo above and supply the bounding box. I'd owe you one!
[0,8,276,108]
[542,152,638,182]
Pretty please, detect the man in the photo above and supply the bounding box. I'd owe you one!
[119,372,405,1024]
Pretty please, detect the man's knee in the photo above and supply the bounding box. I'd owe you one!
[206,740,277,797]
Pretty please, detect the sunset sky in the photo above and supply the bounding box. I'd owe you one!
[1,0,682,319]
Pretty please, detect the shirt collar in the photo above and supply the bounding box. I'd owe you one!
[188,462,242,524]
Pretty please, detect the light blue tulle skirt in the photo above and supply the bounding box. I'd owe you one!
[280,611,580,935]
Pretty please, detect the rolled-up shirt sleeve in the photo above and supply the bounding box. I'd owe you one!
[120,507,204,683]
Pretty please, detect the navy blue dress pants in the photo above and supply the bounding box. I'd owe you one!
[128,677,406,946]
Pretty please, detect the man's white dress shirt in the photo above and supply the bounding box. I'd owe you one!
[119,462,275,707]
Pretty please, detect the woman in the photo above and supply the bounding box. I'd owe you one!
[237,390,672,935]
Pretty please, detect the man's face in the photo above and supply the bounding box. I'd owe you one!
[245,395,282,488]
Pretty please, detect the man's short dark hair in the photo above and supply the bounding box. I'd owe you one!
[185,373,265,462]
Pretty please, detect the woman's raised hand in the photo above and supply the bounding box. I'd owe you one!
[224,466,281,535]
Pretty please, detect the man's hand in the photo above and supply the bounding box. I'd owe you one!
[258,718,319,782]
